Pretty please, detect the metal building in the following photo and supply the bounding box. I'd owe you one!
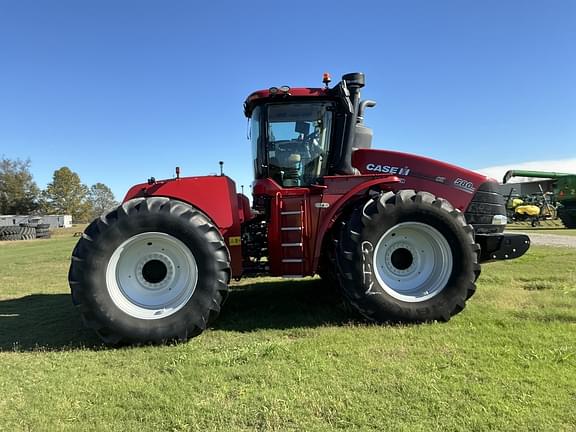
[0,214,72,228]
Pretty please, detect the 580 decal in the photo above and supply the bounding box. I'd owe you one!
[453,178,475,193]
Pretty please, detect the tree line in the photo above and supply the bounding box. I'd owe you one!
[0,156,118,223]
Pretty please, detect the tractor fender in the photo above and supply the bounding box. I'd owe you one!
[123,175,243,277]
[313,176,400,270]
[123,176,240,230]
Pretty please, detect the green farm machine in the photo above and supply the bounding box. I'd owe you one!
[503,170,576,228]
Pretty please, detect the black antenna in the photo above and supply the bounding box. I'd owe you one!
[219,161,224,176]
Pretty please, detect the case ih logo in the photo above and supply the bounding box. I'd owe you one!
[365,164,411,176]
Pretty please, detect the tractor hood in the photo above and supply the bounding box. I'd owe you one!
[352,148,493,212]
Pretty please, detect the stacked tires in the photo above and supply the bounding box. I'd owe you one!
[0,223,51,241]
[0,226,24,241]
[19,225,37,240]
[35,223,51,239]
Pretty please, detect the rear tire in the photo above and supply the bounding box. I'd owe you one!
[336,190,480,322]
[68,197,230,345]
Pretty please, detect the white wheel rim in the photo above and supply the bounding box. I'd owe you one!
[372,222,453,302]
[106,232,198,320]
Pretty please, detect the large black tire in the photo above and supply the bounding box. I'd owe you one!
[35,223,51,239]
[35,223,50,235]
[0,226,21,235]
[0,233,21,241]
[68,197,230,345]
[20,227,37,240]
[317,229,341,290]
[558,207,576,229]
[336,190,480,323]
[0,226,23,241]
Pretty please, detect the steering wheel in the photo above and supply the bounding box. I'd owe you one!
[303,131,318,146]
[303,132,325,157]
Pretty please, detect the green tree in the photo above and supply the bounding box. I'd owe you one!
[0,156,40,214]
[41,167,92,222]
[88,182,118,219]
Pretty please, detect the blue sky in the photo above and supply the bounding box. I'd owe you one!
[0,0,574,199]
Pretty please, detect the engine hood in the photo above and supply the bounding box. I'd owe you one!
[352,148,495,211]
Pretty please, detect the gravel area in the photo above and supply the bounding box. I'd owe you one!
[514,232,576,248]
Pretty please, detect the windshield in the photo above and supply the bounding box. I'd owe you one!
[266,102,333,187]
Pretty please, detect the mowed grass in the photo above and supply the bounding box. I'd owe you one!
[0,233,575,431]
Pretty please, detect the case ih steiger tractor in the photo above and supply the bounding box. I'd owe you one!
[69,72,530,345]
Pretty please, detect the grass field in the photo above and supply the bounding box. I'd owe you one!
[1,231,575,431]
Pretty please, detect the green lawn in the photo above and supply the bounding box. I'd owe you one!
[0,234,575,431]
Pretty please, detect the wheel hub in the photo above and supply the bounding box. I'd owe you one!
[390,247,413,270]
[142,260,167,284]
[384,242,418,276]
[136,253,175,289]
[106,232,198,320]
[373,222,453,302]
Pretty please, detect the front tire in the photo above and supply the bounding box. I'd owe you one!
[68,197,230,344]
[336,190,480,322]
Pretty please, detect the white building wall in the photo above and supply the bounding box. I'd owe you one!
[0,215,73,228]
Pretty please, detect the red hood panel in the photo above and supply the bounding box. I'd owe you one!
[352,149,494,211]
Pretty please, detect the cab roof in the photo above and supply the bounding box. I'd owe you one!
[243,87,331,117]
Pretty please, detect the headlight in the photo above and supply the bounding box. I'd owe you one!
[492,215,508,225]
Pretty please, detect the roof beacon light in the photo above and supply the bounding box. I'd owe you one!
[279,85,290,93]
[322,72,331,87]
[269,87,279,94]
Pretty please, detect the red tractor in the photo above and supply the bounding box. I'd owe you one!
[69,73,530,344]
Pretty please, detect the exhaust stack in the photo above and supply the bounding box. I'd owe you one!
[334,73,365,175]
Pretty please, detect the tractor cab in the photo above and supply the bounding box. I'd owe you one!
[245,73,375,188]
[241,73,383,278]
[250,102,334,187]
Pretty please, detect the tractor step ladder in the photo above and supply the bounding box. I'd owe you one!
[278,195,306,277]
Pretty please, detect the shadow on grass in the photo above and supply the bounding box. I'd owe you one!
[215,278,351,332]
[0,279,352,351]
[0,294,103,351]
